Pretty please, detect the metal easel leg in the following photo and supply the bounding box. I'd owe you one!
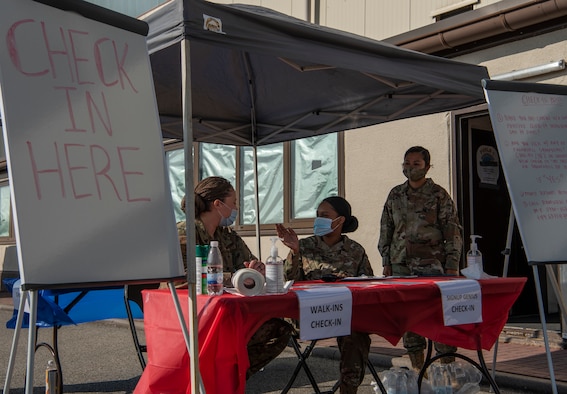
[167,281,206,394]
[3,288,28,393]
[533,265,558,394]
[24,290,38,394]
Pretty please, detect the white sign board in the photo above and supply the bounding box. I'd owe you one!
[436,279,482,326]
[295,286,352,340]
[0,0,184,289]
[483,79,567,264]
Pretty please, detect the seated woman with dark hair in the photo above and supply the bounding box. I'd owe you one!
[276,196,373,394]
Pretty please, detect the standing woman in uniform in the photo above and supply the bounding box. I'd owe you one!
[276,196,373,394]
[378,146,463,370]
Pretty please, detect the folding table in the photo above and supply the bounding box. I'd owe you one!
[135,276,526,394]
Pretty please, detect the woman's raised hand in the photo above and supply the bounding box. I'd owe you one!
[275,223,299,255]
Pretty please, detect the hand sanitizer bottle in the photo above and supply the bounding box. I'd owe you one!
[265,237,284,294]
[466,235,483,271]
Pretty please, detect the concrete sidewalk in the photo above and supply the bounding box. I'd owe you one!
[312,328,567,393]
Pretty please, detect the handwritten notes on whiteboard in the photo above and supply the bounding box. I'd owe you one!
[0,0,184,288]
[483,80,567,263]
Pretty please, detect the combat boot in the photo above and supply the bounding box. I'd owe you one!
[408,351,425,371]
[439,355,455,364]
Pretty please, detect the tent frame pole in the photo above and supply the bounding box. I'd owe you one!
[252,146,261,259]
[181,37,202,393]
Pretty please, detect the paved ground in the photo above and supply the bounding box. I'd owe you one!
[1,292,567,393]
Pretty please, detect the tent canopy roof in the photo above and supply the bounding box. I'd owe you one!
[141,0,490,146]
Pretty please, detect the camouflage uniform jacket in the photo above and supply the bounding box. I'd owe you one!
[378,178,463,272]
[177,219,256,273]
[284,235,373,281]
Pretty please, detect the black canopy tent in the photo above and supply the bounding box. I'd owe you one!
[143,0,489,146]
[139,1,489,390]
[141,0,490,259]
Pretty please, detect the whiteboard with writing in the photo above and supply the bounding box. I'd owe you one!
[483,79,567,264]
[0,0,184,289]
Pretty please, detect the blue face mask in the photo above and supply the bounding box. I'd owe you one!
[218,201,238,226]
[313,217,339,236]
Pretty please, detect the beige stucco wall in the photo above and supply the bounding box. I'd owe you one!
[249,112,453,275]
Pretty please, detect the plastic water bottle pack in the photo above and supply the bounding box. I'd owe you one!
[376,367,423,394]
[374,361,482,394]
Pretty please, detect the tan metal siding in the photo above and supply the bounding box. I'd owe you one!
[212,0,307,19]
[366,1,411,40]
[321,0,367,36]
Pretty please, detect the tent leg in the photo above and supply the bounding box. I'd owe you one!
[253,145,261,259]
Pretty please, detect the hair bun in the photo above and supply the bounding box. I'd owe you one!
[343,215,358,233]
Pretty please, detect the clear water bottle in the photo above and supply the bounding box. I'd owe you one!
[207,241,224,295]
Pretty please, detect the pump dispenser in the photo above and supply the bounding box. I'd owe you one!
[466,235,482,269]
[461,235,484,279]
[265,237,284,293]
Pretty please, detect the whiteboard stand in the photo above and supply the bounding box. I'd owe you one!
[3,289,40,394]
[3,288,28,393]
[489,207,560,394]
[481,77,567,394]
[166,281,205,394]
[533,265,558,394]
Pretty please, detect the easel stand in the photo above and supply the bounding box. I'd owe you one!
[3,289,40,394]
[166,281,206,394]
[490,208,565,394]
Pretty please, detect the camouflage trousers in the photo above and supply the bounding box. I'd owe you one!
[247,318,293,379]
[392,262,457,359]
[336,331,371,394]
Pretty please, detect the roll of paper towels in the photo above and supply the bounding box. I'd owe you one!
[232,268,266,296]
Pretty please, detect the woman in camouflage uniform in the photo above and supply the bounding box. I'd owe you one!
[378,146,463,371]
[178,176,293,380]
[276,196,373,394]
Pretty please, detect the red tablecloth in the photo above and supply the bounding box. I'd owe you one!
[134,277,526,394]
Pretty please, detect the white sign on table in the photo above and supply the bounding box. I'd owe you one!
[295,286,352,340]
[436,280,482,326]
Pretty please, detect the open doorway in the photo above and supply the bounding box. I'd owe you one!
[455,111,545,317]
